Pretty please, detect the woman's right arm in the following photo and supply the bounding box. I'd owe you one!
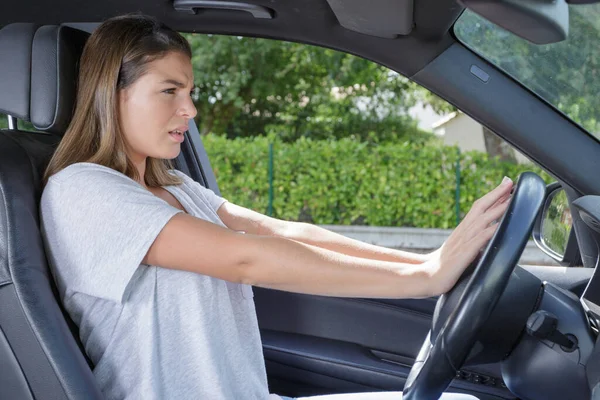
[143,214,441,299]
[144,176,512,299]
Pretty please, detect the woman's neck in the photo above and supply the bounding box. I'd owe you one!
[131,156,147,188]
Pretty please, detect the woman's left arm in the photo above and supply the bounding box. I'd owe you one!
[217,202,435,264]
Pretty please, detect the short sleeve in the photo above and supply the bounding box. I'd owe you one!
[171,170,227,213]
[200,185,227,212]
[40,165,183,304]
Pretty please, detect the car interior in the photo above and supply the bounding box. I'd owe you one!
[2,1,600,400]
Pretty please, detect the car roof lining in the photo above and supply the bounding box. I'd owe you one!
[2,0,464,78]
[324,0,414,38]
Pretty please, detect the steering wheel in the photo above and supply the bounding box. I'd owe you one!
[402,172,547,400]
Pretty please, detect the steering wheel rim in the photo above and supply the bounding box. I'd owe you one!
[402,172,547,400]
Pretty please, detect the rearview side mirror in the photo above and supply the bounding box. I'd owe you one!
[459,0,569,44]
[532,183,580,265]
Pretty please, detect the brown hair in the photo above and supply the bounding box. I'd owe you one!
[44,13,192,187]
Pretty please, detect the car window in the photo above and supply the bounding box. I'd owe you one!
[0,34,570,268]
[454,5,600,140]
[186,34,565,267]
[0,114,39,132]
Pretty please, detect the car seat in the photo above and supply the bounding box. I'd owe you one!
[0,23,105,400]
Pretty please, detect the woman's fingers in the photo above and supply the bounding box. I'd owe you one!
[471,177,513,214]
[459,177,513,234]
[458,200,509,244]
[432,177,517,293]
[490,192,512,209]
[472,223,500,249]
[481,199,510,227]
[445,179,513,254]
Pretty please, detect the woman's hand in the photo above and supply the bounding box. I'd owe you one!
[426,176,514,295]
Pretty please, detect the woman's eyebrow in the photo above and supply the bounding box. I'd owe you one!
[160,79,187,88]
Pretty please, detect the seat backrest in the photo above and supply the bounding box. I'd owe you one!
[0,23,104,400]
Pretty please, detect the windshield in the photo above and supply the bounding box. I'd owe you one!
[454,5,600,139]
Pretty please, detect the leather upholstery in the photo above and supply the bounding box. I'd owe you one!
[31,25,89,135]
[0,23,38,120]
[0,23,104,399]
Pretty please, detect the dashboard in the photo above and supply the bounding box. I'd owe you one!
[571,195,600,325]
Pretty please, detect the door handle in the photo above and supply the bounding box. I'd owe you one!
[173,0,274,19]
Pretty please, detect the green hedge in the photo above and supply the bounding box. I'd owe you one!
[203,134,552,228]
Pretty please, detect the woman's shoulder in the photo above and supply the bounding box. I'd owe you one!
[42,163,144,209]
[47,162,138,188]
[166,170,226,211]
[166,169,207,195]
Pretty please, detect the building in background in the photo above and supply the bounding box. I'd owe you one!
[431,110,531,164]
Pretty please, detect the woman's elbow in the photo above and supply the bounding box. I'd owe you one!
[233,234,274,286]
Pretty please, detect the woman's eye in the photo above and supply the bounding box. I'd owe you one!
[163,88,176,94]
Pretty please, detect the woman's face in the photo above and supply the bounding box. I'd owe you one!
[118,51,197,165]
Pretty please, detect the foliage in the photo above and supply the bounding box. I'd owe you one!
[542,190,572,255]
[0,114,38,131]
[183,34,432,144]
[454,6,600,136]
[204,134,553,228]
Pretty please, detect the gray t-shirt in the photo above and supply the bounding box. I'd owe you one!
[40,162,271,400]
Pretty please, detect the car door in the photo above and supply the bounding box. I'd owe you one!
[175,34,594,400]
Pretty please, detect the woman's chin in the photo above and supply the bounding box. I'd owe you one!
[154,146,181,160]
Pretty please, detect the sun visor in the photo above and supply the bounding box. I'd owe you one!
[326,0,414,38]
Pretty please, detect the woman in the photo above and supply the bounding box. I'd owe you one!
[40,13,512,400]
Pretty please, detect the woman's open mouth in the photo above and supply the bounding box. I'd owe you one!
[168,129,185,143]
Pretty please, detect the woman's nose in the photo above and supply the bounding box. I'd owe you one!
[178,96,197,119]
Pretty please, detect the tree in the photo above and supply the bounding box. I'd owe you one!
[407,5,600,161]
[411,84,517,162]
[454,6,600,137]
[184,34,432,143]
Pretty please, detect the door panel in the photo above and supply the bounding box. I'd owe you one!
[256,265,593,399]
[256,289,513,399]
[255,292,432,362]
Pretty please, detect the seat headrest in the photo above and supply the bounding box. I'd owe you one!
[0,23,39,121]
[30,25,89,135]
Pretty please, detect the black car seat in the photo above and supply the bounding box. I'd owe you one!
[0,23,104,399]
